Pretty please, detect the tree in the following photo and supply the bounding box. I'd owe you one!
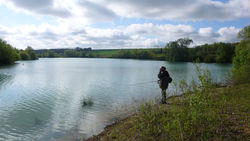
[25,46,38,60]
[165,38,193,62]
[0,39,18,65]
[64,50,74,57]
[19,51,30,60]
[215,43,235,63]
[238,25,250,41]
[232,25,250,83]
[48,51,55,58]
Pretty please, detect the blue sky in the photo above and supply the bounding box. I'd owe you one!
[0,0,249,49]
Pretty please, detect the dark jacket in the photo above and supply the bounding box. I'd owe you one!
[158,70,169,90]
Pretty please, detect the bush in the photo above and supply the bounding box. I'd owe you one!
[232,25,250,84]
[19,51,30,60]
[25,46,38,60]
[232,40,250,83]
[0,39,18,65]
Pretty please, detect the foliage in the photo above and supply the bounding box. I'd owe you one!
[35,41,236,63]
[188,42,236,63]
[238,25,250,41]
[25,46,38,60]
[165,38,193,62]
[0,39,19,65]
[216,43,235,63]
[47,51,55,58]
[232,25,250,83]
[19,51,30,60]
[165,39,236,63]
[0,38,38,65]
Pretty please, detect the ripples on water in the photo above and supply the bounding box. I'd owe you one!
[0,74,13,90]
[0,59,232,140]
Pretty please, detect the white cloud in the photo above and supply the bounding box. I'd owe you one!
[0,0,246,49]
[102,0,250,21]
[0,22,241,49]
[0,0,249,21]
[218,26,240,42]
[199,27,213,37]
[2,0,72,18]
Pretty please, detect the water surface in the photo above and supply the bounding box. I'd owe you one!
[0,58,232,140]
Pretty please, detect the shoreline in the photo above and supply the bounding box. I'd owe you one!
[86,83,250,141]
[85,95,181,141]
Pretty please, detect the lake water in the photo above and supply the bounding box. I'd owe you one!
[0,58,232,140]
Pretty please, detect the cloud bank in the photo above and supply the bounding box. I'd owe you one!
[0,23,241,49]
[0,0,248,49]
[3,0,249,21]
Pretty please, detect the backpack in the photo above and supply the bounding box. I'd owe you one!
[168,77,172,83]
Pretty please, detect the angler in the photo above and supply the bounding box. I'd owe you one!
[158,66,172,104]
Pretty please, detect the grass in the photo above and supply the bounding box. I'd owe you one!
[91,49,120,58]
[87,83,249,141]
[82,97,94,107]
[91,48,165,60]
[87,64,249,141]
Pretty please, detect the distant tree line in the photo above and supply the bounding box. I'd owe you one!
[165,38,236,63]
[111,49,164,60]
[36,47,166,60]
[0,39,38,65]
[36,41,236,63]
[36,47,95,58]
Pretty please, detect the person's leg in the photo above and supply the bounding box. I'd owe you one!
[161,89,166,104]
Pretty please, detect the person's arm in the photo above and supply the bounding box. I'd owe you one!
[158,71,162,79]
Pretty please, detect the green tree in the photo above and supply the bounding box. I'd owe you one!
[204,54,214,63]
[216,43,235,63]
[238,25,250,41]
[19,51,30,60]
[165,38,193,61]
[64,49,77,57]
[232,25,250,83]
[25,46,38,60]
[0,39,18,65]
[48,51,55,58]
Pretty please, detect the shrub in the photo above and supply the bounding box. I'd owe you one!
[0,39,18,65]
[232,26,250,84]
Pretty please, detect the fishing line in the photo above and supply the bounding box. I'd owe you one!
[132,85,159,90]
[127,80,158,86]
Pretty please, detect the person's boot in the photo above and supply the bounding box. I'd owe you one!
[161,90,167,104]
[161,99,166,104]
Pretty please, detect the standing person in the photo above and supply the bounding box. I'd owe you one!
[158,66,170,104]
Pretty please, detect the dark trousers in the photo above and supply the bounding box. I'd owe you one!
[161,89,167,104]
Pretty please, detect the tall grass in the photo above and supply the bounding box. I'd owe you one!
[135,63,235,140]
[82,97,94,107]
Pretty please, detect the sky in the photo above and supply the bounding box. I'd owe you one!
[0,0,249,49]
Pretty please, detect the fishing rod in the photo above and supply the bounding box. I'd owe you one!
[128,80,158,86]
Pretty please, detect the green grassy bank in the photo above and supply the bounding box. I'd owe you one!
[87,83,249,141]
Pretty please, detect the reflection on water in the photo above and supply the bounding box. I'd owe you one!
[0,74,13,90]
[0,58,232,140]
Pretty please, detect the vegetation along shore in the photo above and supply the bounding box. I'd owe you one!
[86,26,250,140]
[0,39,38,65]
[35,41,236,63]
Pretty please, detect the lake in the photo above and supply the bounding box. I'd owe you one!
[0,58,232,140]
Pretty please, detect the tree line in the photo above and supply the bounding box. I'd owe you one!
[165,38,236,63]
[36,41,236,63]
[0,39,38,65]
